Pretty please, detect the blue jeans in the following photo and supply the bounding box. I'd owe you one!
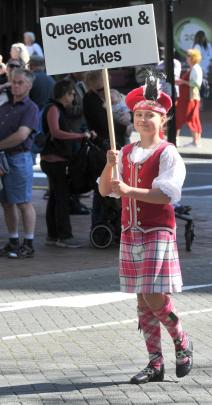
[0,151,33,204]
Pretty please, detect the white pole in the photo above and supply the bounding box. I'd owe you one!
[102,68,119,180]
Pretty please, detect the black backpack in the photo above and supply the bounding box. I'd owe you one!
[68,139,106,194]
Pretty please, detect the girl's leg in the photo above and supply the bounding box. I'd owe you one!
[143,293,193,378]
[137,294,163,369]
[130,294,164,384]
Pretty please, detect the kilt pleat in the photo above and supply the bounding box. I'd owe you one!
[119,229,182,294]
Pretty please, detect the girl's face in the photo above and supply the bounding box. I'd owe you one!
[133,109,165,136]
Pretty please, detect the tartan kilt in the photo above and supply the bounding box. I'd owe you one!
[119,228,182,294]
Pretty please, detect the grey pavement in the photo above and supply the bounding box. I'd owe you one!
[0,101,212,403]
[0,186,212,404]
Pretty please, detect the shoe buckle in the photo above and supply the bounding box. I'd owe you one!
[176,349,187,359]
[143,367,155,376]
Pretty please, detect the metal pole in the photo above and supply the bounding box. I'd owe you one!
[165,0,176,145]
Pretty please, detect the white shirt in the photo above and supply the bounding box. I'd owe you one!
[189,63,203,88]
[26,43,44,57]
[114,142,186,204]
[194,43,212,76]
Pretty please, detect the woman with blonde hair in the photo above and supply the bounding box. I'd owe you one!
[175,48,203,147]
[10,42,30,67]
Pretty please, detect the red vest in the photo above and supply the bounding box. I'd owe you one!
[121,141,175,232]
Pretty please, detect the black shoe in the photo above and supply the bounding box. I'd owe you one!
[175,336,193,378]
[130,364,164,384]
[8,244,35,259]
[0,242,19,258]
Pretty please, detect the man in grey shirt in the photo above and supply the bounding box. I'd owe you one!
[0,68,39,259]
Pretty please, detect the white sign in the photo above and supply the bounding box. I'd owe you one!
[40,4,159,75]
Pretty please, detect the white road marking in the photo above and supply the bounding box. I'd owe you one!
[182,195,212,198]
[182,185,212,191]
[184,159,212,164]
[0,284,212,313]
[0,292,134,312]
[0,284,212,341]
[1,307,212,341]
[185,171,212,175]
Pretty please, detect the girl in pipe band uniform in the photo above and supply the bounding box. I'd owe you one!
[99,75,193,384]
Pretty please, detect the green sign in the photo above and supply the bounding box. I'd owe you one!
[174,17,211,56]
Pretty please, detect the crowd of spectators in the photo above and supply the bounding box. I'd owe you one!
[0,29,211,259]
[0,31,133,259]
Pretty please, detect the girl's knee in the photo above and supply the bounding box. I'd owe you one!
[137,293,148,311]
[142,293,167,312]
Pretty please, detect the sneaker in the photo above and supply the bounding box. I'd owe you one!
[130,363,164,384]
[56,237,84,248]
[11,244,35,259]
[175,335,193,378]
[45,237,58,246]
[0,242,19,258]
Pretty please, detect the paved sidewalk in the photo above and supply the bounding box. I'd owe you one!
[0,96,212,403]
[177,135,212,159]
[0,190,212,404]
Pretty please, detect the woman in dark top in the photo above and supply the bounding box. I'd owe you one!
[40,79,91,248]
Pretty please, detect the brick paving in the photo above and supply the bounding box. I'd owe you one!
[0,122,212,405]
[0,186,211,404]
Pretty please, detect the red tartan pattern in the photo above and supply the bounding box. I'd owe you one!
[119,229,182,293]
[138,307,164,368]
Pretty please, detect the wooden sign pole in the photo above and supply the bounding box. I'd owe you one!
[102,68,119,180]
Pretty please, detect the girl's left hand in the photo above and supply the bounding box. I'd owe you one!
[111,180,131,196]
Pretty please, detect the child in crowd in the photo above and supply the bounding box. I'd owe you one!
[110,88,133,141]
[99,76,193,384]
[110,88,130,120]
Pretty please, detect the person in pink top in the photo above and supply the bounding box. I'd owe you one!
[99,75,193,384]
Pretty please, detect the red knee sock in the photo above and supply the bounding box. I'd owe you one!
[153,295,188,363]
[138,307,163,369]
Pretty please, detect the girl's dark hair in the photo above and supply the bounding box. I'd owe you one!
[193,30,208,49]
[53,79,73,99]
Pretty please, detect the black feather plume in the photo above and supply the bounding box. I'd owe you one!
[142,66,166,101]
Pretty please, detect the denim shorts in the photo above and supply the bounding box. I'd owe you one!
[0,152,33,204]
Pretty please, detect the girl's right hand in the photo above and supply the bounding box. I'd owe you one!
[106,149,119,167]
